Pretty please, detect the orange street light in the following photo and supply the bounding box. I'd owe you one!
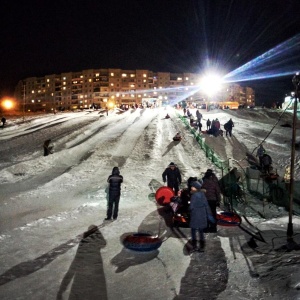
[1,98,14,110]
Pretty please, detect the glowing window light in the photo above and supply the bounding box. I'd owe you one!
[31,90,35,93]
[131,94,134,97]
[143,74,147,77]
[130,74,135,77]
[177,77,182,81]
[110,73,114,76]
[185,77,189,80]
[111,83,114,86]
[122,73,127,77]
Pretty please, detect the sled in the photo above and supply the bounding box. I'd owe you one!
[155,186,175,206]
[216,211,242,227]
[123,233,162,252]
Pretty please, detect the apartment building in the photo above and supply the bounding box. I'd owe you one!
[14,68,255,112]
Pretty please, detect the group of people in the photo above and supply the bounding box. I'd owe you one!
[162,162,221,251]
[104,162,221,252]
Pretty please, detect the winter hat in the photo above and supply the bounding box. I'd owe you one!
[169,162,176,167]
[191,180,202,190]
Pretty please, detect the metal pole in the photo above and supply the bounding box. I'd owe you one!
[287,73,300,240]
[23,82,25,122]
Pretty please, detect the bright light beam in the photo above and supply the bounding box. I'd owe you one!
[224,33,300,83]
[200,73,224,96]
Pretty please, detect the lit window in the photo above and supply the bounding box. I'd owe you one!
[110,73,114,76]
[185,77,189,80]
[80,75,83,78]
[130,84,135,88]
[89,79,92,82]
[143,74,147,77]
[31,90,35,93]
[131,94,134,97]
[63,87,66,90]
[130,74,135,77]
[143,80,146,83]
[122,73,127,77]
[31,99,35,103]
[177,77,182,81]
[63,77,66,80]
[47,79,50,82]
[116,93,120,97]
[111,83,114,86]
[138,95,141,97]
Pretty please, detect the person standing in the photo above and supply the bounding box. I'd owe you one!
[1,117,6,128]
[201,171,221,232]
[256,144,265,168]
[189,180,214,250]
[162,162,182,195]
[224,118,234,137]
[206,118,211,131]
[106,167,123,220]
[196,109,202,123]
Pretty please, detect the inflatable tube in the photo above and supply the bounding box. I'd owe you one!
[216,211,242,227]
[155,186,175,206]
[123,233,162,252]
[173,137,182,141]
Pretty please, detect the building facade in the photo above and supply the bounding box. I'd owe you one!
[14,68,255,112]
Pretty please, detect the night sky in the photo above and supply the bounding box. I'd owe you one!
[1,0,300,105]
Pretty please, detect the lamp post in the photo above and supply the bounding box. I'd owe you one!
[285,72,300,250]
[23,81,25,122]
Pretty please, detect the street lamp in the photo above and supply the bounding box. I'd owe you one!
[283,72,300,251]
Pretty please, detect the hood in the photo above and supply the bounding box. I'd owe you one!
[112,167,120,175]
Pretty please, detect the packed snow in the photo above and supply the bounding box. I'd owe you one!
[0,107,300,300]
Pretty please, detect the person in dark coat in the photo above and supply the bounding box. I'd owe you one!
[261,153,272,174]
[224,118,234,137]
[256,144,265,168]
[106,167,123,220]
[196,109,202,123]
[206,119,211,130]
[162,162,182,195]
[43,139,53,156]
[189,181,214,250]
[1,117,6,128]
[201,172,221,232]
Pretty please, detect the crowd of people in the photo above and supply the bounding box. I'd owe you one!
[183,107,234,137]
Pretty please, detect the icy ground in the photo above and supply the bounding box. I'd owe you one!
[0,107,300,300]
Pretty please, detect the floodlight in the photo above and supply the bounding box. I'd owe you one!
[200,73,223,97]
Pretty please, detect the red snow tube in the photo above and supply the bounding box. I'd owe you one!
[216,211,242,227]
[123,233,162,252]
[155,186,175,206]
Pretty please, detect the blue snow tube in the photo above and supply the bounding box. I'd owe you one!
[123,233,162,252]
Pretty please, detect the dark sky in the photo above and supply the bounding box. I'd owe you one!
[1,0,300,104]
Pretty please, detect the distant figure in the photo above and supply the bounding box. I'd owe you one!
[106,167,123,220]
[165,113,170,119]
[206,119,211,130]
[189,180,214,250]
[197,121,202,133]
[261,153,272,174]
[43,139,53,156]
[201,171,221,233]
[183,108,187,116]
[224,118,234,137]
[256,144,266,168]
[173,132,182,141]
[189,114,195,126]
[196,110,202,123]
[162,162,182,195]
[1,117,6,128]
